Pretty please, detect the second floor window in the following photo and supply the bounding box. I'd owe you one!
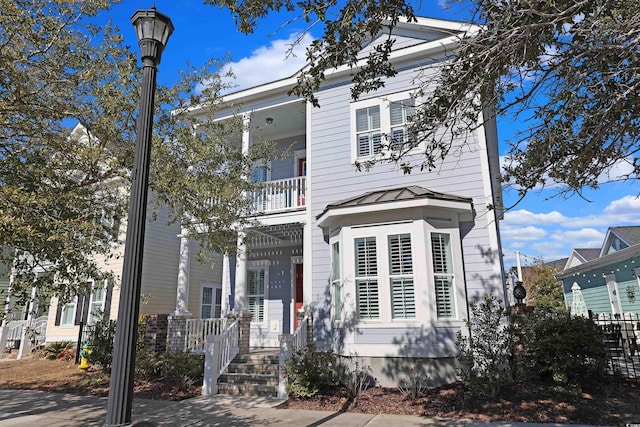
[356,106,382,157]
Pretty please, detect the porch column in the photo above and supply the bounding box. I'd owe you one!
[0,273,14,355]
[221,254,231,316]
[17,286,37,359]
[234,231,247,311]
[174,227,191,316]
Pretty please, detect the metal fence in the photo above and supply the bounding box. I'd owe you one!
[592,313,640,381]
[75,322,96,364]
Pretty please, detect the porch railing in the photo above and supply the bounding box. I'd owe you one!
[251,176,306,214]
[202,318,240,395]
[28,316,48,348]
[185,318,227,353]
[4,320,27,351]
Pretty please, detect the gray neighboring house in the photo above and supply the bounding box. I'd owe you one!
[173,16,506,386]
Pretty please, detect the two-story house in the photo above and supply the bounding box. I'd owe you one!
[172,16,506,386]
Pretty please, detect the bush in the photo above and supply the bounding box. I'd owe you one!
[454,294,514,399]
[135,349,204,392]
[397,358,431,400]
[338,356,375,403]
[284,344,337,398]
[521,311,607,388]
[87,319,117,372]
[43,341,75,361]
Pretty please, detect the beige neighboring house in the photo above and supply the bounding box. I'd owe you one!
[3,123,223,352]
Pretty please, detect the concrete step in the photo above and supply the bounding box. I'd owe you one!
[218,372,278,386]
[217,382,278,397]
[232,352,279,364]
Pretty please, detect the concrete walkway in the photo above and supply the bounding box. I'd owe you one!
[0,390,611,427]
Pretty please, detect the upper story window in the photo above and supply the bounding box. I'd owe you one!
[351,91,418,162]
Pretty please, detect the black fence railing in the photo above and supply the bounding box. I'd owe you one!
[75,322,96,364]
[592,313,640,382]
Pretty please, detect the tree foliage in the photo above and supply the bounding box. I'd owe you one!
[205,0,640,199]
[521,262,566,313]
[0,1,269,313]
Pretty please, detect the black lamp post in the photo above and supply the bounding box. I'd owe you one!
[105,8,173,426]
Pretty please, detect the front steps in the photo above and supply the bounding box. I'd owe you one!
[217,349,279,397]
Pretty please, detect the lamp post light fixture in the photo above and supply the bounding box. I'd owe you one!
[105,7,173,426]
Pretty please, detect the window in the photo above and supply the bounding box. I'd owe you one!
[87,285,106,325]
[355,237,380,320]
[388,234,415,319]
[331,242,342,321]
[390,99,416,151]
[247,268,266,322]
[356,106,382,157]
[201,285,222,319]
[351,92,418,161]
[61,298,77,326]
[431,233,455,318]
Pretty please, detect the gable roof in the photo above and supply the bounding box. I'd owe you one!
[599,226,640,257]
[187,16,479,117]
[574,248,601,263]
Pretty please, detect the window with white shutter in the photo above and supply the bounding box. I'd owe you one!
[355,106,382,157]
[388,233,415,319]
[247,268,266,322]
[431,233,455,318]
[355,237,379,319]
[390,99,416,151]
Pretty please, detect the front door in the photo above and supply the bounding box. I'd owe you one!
[294,263,304,329]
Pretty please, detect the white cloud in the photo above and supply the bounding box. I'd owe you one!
[222,32,314,92]
[503,209,566,226]
[500,225,547,241]
[552,228,605,249]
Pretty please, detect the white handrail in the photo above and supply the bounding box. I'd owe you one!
[185,318,227,353]
[202,318,240,395]
[292,316,308,353]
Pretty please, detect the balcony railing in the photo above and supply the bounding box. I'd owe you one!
[251,176,306,214]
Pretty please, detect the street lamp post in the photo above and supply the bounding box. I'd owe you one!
[105,8,173,426]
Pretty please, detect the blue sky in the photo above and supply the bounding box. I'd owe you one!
[100,1,640,269]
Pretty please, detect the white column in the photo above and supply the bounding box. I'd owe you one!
[0,270,15,355]
[17,286,37,359]
[221,254,231,316]
[174,228,191,316]
[234,231,247,311]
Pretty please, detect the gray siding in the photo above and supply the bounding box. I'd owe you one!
[308,56,502,349]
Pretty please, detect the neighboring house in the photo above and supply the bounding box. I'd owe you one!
[174,17,506,386]
[10,123,222,346]
[557,226,640,317]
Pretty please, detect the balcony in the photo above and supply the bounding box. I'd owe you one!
[250,176,306,214]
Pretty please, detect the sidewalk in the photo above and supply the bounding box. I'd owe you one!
[0,389,612,427]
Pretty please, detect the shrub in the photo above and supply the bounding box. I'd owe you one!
[284,344,337,398]
[338,356,375,403]
[43,341,75,361]
[87,319,117,372]
[454,294,514,399]
[135,349,204,392]
[397,358,431,400]
[521,310,607,388]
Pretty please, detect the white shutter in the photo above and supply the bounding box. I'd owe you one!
[357,280,380,319]
[247,269,266,322]
[355,106,381,157]
[389,234,415,319]
[431,233,455,318]
[355,237,379,319]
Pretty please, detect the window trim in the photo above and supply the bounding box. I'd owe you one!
[350,90,419,163]
[87,280,108,325]
[200,283,223,319]
[60,297,78,327]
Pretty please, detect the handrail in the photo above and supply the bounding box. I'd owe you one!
[185,318,227,353]
[250,176,306,213]
[292,316,308,353]
[202,318,240,395]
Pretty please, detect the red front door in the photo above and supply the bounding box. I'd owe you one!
[294,263,304,329]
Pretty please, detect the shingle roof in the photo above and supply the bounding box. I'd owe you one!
[574,248,601,262]
[610,226,640,246]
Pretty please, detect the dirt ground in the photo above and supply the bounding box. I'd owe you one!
[2,353,639,425]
